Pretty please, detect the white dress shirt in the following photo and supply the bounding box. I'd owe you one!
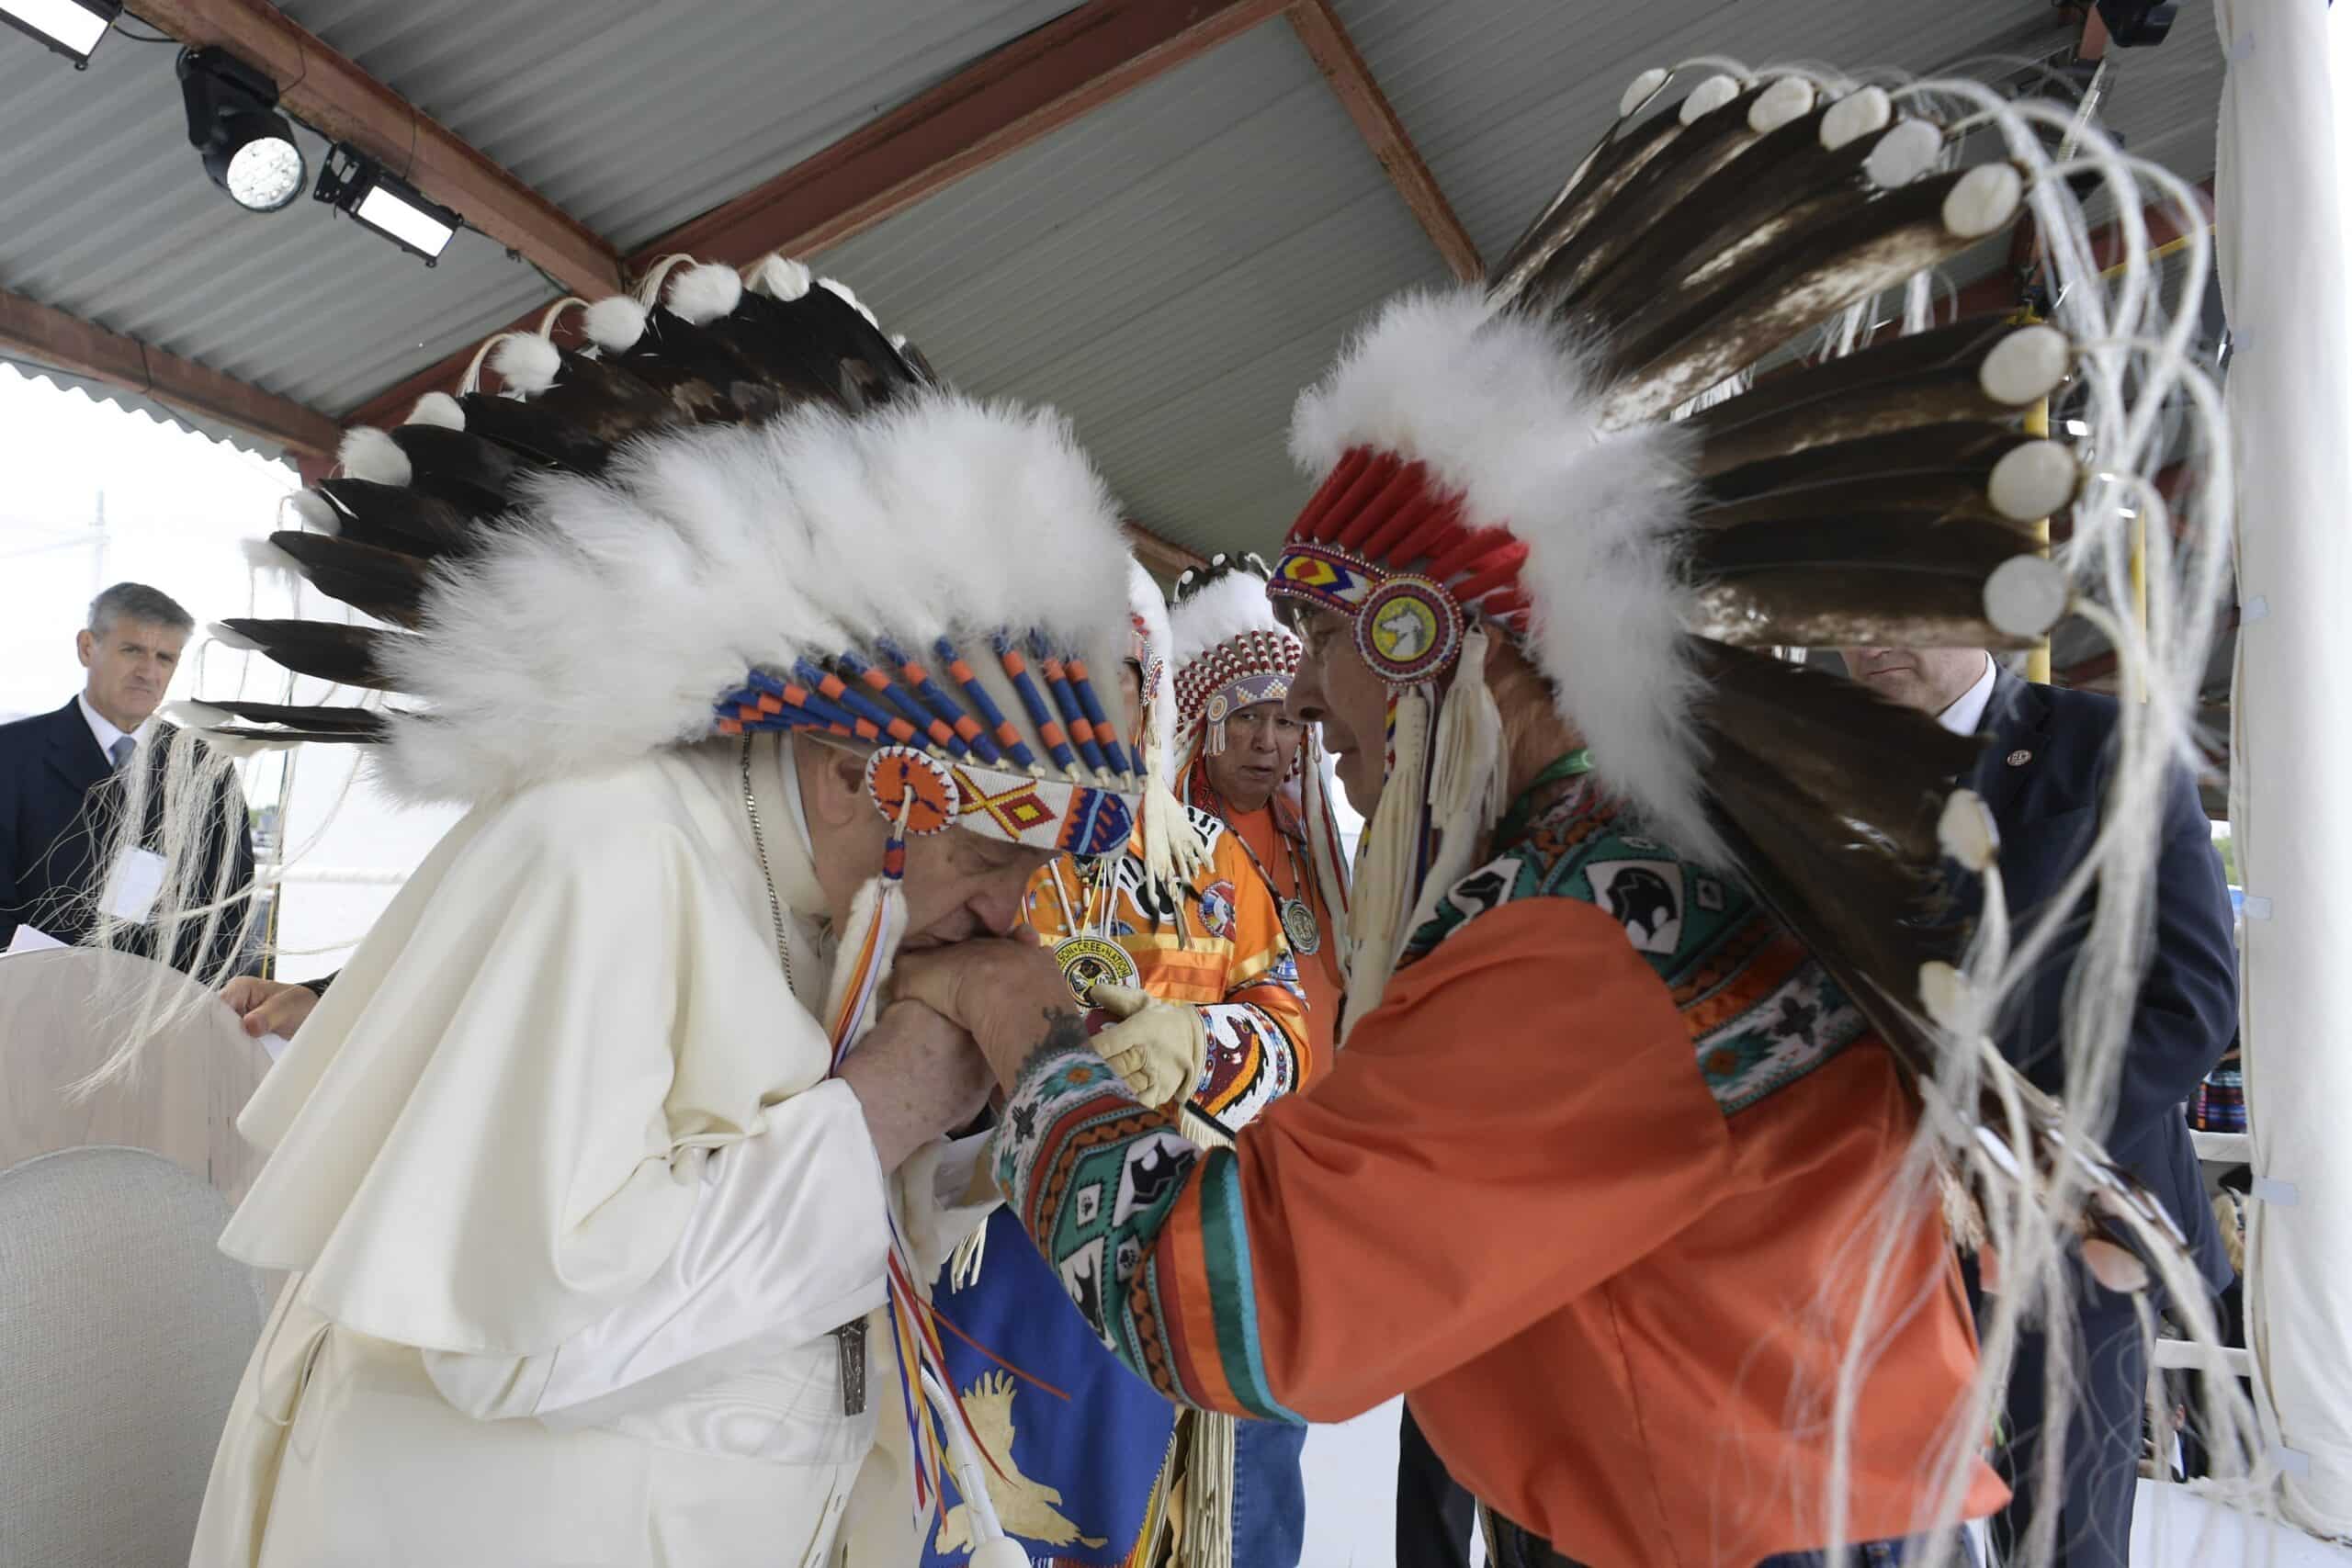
[1936,652,1999,738]
[76,693,153,764]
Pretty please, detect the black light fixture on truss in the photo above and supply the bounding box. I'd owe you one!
[2091,0,2178,47]
[0,0,121,67]
[178,46,306,212]
[313,142,462,265]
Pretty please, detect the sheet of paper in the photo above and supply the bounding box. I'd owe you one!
[4,923,68,955]
[102,846,168,924]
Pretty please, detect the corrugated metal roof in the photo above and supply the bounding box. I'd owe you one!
[815,17,1452,558]
[0,0,2233,555]
[0,1,1071,414]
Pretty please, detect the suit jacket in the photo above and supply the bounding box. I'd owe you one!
[0,697,257,977]
[1966,668,2237,1292]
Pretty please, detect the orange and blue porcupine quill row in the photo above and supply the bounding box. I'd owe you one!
[714,634,1134,782]
[711,631,1142,858]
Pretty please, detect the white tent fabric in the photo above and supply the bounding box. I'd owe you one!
[2216,0,2352,1540]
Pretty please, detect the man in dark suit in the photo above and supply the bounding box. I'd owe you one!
[1841,644,2238,1568]
[0,581,256,977]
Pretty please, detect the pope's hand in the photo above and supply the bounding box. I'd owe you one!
[891,939,1084,1089]
[839,1000,993,1172]
[1087,984,1206,1109]
[220,975,321,1041]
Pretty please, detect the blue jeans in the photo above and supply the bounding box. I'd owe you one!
[1230,1417,1309,1568]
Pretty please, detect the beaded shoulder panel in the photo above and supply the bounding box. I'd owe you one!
[1400,785,1869,1117]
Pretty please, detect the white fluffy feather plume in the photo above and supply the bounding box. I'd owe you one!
[1127,559,1178,777]
[1168,560,1294,677]
[376,390,1136,804]
[337,425,411,487]
[1288,290,1713,859]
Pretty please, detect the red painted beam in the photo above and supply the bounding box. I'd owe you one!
[1283,0,1481,281]
[0,287,340,460]
[644,0,1288,270]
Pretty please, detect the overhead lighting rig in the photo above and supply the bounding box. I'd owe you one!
[179,46,305,212]
[0,0,120,67]
[314,142,462,265]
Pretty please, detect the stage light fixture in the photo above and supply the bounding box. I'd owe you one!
[178,47,305,212]
[0,0,120,67]
[314,142,460,264]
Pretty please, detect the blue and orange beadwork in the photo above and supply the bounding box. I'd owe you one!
[713,632,1138,855]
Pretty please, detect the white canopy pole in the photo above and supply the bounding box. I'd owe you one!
[2215,0,2352,1538]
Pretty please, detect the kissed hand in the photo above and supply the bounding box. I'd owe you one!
[890,938,1082,1089]
[838,999,994,1172]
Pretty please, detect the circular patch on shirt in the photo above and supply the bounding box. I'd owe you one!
[1355,575,1464,684]
[1054,936,1138,1006]
[862,746,959,835]
[1280,895,1322,956]
[1198,879,1238,940]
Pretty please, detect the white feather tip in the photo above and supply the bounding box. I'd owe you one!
[582,295,650,353]
[1978,325,2071,405]
[240,536,302,580]
[488,333,561,397]
[1943,163,2024,240]
[404,390,466,430]
[1984,554,2070,638]
[206,621,264,653]
[1620,67,1669,118]
[1937,789,2000,873]
[1862,119,1943,189]
[745,254,813,301]
[164,699,232,731]
[1987,440,2080,523]
[336,426,410,487]
[286,490,339,535]
[666,262,743,326]
[1820,86,1893,151]
[1917,959,1971,1032]
[1748,77,1815,134]
[1679,74,1742,125]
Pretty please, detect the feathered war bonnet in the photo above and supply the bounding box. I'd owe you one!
[1167,552,1351,947]
[205,254,1148,857]
[1269,63,2238,1317]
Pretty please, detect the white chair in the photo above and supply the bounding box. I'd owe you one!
[0,1145,266,1567]
[0,948,272,1205]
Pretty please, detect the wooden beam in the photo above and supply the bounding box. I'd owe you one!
[0,288,339,459]
[1124,522,1206,580]
[352,0,1289,427]
[639,0,1290,269]
[1283,0,1481,282]
[133,0,622,299]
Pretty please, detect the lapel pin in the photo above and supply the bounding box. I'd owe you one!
[2007,749,2032,767]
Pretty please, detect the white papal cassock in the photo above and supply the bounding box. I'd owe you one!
[193,732,992,1567]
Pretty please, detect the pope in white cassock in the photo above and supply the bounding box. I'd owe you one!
[129,256,1161,1567]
